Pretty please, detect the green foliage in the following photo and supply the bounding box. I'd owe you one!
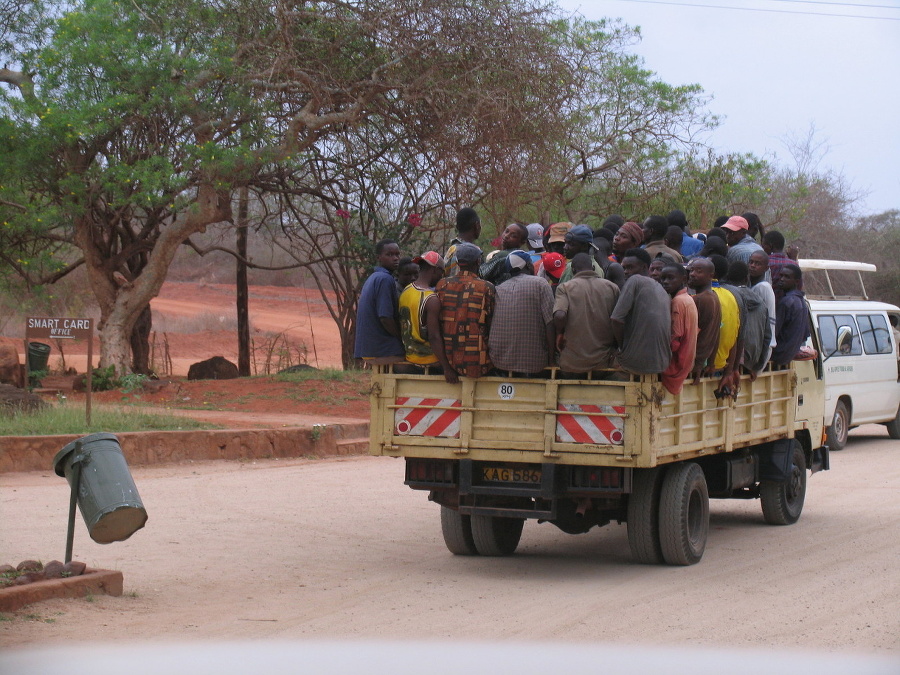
[118,372,150,393]
[0,401,215,435]
[85,364,118,391]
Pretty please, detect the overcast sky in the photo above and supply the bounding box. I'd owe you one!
[556,0,900,216]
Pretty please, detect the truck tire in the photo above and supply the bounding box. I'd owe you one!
[760,443,807,525]
[627,467,665,564]
[885,406,900,440]
[470,515,524,556]
[440,506,478,556]
[827,400,850,451]
[659,462,709,566]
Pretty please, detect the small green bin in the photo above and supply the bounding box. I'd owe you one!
[27,341,51,373]
[53,433,148,544]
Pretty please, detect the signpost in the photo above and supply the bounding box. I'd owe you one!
[25,317,94,424]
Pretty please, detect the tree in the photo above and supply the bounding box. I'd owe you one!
[495,18,718,227]
[1,0,576,374]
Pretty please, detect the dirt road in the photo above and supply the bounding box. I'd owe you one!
[2,425,898,653]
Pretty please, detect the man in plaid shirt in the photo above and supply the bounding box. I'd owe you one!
[436,243,496,378]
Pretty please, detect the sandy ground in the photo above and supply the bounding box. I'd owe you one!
[1,425,898,654]
[3,280,346,376]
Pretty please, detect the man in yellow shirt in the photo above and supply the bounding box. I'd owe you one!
[399,251,458,383]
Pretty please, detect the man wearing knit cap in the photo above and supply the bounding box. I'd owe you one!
[436,243,495,378]
[489,250,556,376]
[723,215,764,266]
[611,221,644,263]
[558,224,605,283]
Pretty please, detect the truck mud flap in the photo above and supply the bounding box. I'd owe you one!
[810,445,830,474]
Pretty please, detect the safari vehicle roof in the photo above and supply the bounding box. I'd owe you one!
[797,258,891,303]
[807,299,900,313]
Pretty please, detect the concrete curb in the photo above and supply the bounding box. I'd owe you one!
[0,422,370,473]
[0,569,123,612]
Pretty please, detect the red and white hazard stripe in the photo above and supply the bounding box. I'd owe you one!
[556,403,625,445]
[395,398,462,438]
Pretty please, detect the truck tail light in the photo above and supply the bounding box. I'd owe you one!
[406,459,455,485]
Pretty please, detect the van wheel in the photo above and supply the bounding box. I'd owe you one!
[827,400,850,451]
[760,443,807,525]
[659,463,709,566]
[886,406,900,440]
[627,467,665,564]
[440,506,478,555]
[470,515,524,556]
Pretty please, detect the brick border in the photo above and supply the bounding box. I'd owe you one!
[0,569,123,612]
[0,423,369,473]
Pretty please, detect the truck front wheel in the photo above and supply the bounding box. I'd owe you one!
[440,506,478,556]
[471,515,524,556]
[760,443,807,525]
[659,462,709,566]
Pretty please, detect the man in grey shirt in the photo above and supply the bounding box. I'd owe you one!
[611,248,672,374]
[553,253,620,374]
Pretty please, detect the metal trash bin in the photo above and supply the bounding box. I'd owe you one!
[27,341,51,373]
[53,433,148,544]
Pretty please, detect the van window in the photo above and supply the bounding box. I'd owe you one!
[857,314,892,355]
[817,314,862,356]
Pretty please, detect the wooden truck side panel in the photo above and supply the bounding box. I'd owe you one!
[371,365,810,468]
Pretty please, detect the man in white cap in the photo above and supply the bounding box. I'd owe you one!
[723,215,764,266]
[489,250,556,376]
[398,251,458,383]
[526,223,545,254]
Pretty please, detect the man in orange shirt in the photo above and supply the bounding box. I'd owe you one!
[660,263,698,395]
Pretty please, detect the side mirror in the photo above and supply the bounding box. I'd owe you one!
[836,325,853,354]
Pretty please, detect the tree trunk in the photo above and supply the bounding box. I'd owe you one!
[236,188,250,376]
[130,304,153,374]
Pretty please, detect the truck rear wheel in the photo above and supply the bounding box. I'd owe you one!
[760,443,807,525]
[627,467,665,564]
[659,462,709,566]
[471,515,524,556]
[440,506,478,555]
[827,400,850,451]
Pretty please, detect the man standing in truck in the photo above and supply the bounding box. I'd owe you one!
[353,238,406,365]
[687,257,722,384]
[489,251,555,376]
[611,248,672,374]
[660,262,698,395]
[553,252,620,374]
[398,251,459,384]
[436,243,496,378]
[771,264,811,367]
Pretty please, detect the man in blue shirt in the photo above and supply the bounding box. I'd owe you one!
[771,264,810,366]
[354,239,406,363]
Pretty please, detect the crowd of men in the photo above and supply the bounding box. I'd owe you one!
[354,208,811,397]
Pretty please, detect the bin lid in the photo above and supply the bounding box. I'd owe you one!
[53,432,121,477]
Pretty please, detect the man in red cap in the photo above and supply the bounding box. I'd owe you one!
[538,251,566,292]
[722,215,764,266]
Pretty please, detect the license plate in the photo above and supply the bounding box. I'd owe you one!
[482,466,541,484]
